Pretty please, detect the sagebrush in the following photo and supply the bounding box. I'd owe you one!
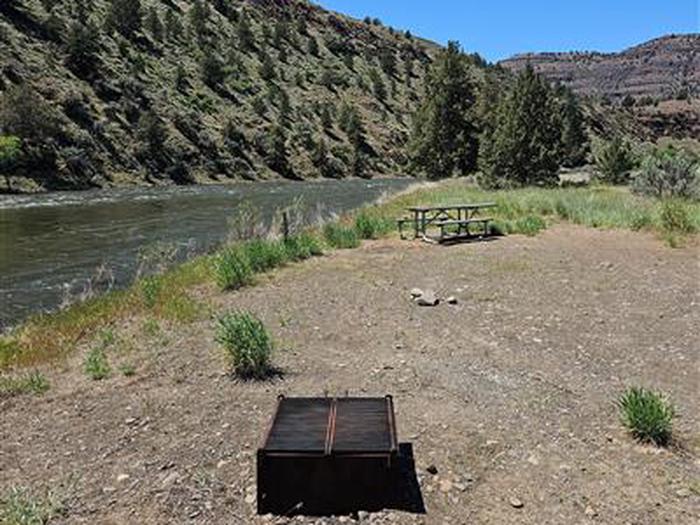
[215,311,274,379]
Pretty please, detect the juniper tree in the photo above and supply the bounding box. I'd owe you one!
[66,20,100,78]
[409,41,478,179]
[320,104,333,129]
[307,36,319,56]
[557,87,589,167]
[137,110,168,160]
[201,53,225,87]
[237,10,255,51]
[478,64,562,187]
[105,0,142,39]
[164,9,184,41]
[273,20,288,48]
[146,6,163,41]
[369,68,387,101]
[378,48,397,77]
[259,51,276,81]
[266,125,290,175]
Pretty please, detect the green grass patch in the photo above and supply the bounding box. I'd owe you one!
[513,215,546,236]
[323,223,360,249]
[0,371,49,398]
[215,311,274,379]
[243,238,287,272]
[0,486,65,525]
[284,232,324,261]
[354,211,394,239]
[84,347,110,380]
[618,387,674,446]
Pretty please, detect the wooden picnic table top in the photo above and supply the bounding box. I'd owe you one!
[406,202,496,212]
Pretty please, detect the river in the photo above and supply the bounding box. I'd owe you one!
[0,178,413,330]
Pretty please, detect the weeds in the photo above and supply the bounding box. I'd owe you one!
[323,223,360,249]
[354,211,393,239]
[618,387,674,446]
[244,238,286,272]
[84,347,110,380]
[513,215,546,236]
[215,311,274,379]
[284,232,324,261]
[141,276,162,308]
[214,247,253,290]
[0,486,65,525]
[0,371,49,398]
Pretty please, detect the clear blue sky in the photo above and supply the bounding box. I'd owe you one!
[316,0,699,61]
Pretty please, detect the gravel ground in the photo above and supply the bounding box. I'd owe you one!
[1,225,698,524]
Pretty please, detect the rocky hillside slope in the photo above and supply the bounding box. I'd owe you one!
[500,34,700,140]
[0,0,437,192]
[500,34,699,102]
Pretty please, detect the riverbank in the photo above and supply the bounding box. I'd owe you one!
[2,212,698,522]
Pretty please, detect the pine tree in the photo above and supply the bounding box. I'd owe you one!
[378,48,397,77]
[105,0,142,39]
[320,104,333,129]
[66,20,100,78]
[273,20,288,49]
[137,110,167,159]
[478,65,562,188]
[409,41,478,179]
[307,36,319,57]
[369,68,387,101]
[237,10,255,51]
[146,6,163,42]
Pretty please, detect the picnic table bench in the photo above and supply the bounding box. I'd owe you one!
[398,203,496,243]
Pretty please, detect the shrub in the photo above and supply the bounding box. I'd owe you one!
[323,223,360,249]
[659,200,695,234]
[284,232,323,261]
[633,148,699,199]
[513,215,546,236]
[214,247,253,290]
[140,276,161,308]
[594,137,635,184]
[215,311,273,378]
[618,387,674,446]
[84,347,110,380]
[0,371,49,397]
[243,238,287,272]
[0,135,21,172]
[354,212,393,239]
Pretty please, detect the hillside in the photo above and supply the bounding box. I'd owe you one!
[500,34,699,102]
[500,34,700,140]
[0,0,438,192]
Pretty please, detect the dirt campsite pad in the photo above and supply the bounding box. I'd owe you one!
[1,225,699,524]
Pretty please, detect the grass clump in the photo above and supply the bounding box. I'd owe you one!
[243,238,287,272]
[214,247,253,290]
[354,211,394,239]
[119,363,136,377]
[140,276,162,308]
[323,223,360,249]
[659,199,695,234]
[513,215,546,236]
[284,232,324,261]
[0,371,49,398]
[0,486,64,525]
[618,387,674,446]
[84,347,110,380]
[215,311,274,379]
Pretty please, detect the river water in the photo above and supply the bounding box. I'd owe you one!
[0,178,413,330]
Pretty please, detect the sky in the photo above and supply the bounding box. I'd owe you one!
[316,0,699,62]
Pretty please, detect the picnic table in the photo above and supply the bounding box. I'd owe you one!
[398,202,496,242]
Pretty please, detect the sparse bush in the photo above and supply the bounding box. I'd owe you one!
[659,199,695,234]
[84,347,110,380]
[618,387,674,446]
[215,311,273,378]
[355,212,393,239]
[284,232,323,261]
[214,247,253,290]
[633,148,699,200]
[244,238,286,272]
[594,137,635,184]
[0,371,49,397]
[514,215,546,236]
[323,223,360,249]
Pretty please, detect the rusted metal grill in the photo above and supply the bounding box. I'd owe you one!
[257,395,399,515]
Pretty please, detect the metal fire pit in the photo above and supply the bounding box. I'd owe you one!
[257,395,400,515]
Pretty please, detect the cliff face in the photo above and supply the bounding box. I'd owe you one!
[0,0,438,192]
[500,34,699,101]
[500,34,700,140]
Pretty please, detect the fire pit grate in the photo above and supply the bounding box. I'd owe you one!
[257,395,400,515]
